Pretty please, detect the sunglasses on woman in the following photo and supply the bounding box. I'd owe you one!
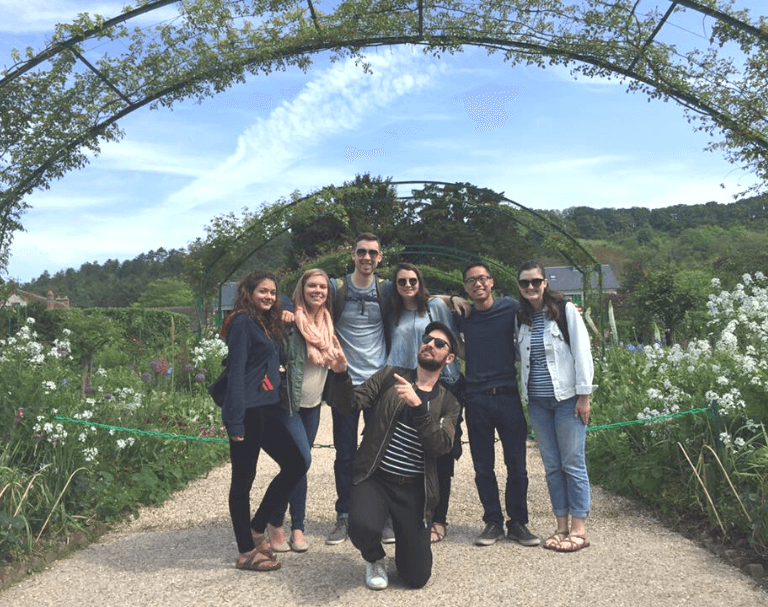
[397,277,418,287]
[518,278,545,289]
[421,334,450,351]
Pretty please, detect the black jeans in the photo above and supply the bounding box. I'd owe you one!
[228,405,309,554]
[348,473,432,589]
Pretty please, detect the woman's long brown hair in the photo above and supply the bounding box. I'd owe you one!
[516,260,566,327]
[390,262,430,325]
[220,270,284,341]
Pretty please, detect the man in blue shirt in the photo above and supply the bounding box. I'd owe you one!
[453,262,541,547]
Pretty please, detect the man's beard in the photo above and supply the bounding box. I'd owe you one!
[418,351,444,371]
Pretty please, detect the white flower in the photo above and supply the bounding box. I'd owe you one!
[83,447,98,462]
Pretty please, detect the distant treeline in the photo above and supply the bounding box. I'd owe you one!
[562,193,768,238]
[24,248,186,308]
[19,190,768,309]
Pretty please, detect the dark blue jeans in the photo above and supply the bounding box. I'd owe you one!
[228,405,309,554]
[464,390,529,530]
[269,405,321,530]
[331,406,371,517]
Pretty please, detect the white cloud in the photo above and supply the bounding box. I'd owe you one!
[165,48,438,210]
[97,139,213,176]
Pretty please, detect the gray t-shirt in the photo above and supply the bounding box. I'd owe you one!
[335,276,387,386]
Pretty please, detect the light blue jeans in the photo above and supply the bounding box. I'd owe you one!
[527,395,590,519]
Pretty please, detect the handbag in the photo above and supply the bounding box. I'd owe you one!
[208,359,227,407]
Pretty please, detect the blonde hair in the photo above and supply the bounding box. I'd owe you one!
[292,269,333,312]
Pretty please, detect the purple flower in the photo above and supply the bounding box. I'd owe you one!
[84,386,95,395]
[148,360,160,373]
[141,372,153,384]
[194,372,206,383]
[103,393,113,400]
[183,363,195,373]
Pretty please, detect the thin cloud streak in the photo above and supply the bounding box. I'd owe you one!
[166,49,438,210]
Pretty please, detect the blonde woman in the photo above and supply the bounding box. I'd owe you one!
[266,269,347,553]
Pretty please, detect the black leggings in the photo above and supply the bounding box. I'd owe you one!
[228,405,309,554]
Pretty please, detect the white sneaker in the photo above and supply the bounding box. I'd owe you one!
[365,558,388,590]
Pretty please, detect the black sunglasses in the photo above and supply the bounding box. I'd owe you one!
[397,277,418,287]
[355,248,380,258]
[421,334,450,351]
[518,278,545,289]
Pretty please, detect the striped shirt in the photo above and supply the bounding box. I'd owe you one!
[528,311,555,398]
[378,387,435,477]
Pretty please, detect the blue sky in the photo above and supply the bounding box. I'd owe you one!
[2,0,764,283]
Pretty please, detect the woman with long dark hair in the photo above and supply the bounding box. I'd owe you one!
[516,260,596,553]
[265,269,347,553]
[386,262,463,544]
[220,270,308,571]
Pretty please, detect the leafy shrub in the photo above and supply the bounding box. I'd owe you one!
[590,273,768,555]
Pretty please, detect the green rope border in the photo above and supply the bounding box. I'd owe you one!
[56,405,713,447]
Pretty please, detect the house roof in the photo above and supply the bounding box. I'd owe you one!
[216,282,238,310]
[544,265,619,291]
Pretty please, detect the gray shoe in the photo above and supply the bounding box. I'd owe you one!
[475,523,506,546]
[507,522,541,546]
[381,522,395,544]
[365,558,388,590]
[326,517,348,545]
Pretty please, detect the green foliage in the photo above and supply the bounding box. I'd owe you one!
[590,273,768,554]
[136,277,195,307]
[0,318,227,558]
[22,249,188,308]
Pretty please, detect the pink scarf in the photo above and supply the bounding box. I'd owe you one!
[293,304,346,368]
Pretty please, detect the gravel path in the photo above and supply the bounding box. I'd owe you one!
[2,412,766,607]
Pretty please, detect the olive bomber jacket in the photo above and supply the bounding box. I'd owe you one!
[326,365,460,523]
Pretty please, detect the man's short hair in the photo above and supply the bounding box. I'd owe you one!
[424,321,458,355]
[354,232,381,247]
[463,261,492,280]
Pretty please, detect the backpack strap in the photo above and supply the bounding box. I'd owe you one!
[556,300,571,347]
[332,273,392,354]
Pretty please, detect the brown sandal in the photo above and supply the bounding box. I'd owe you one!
[236,548,282,571]
[555,533,590,552]
[430,522,447,544]
[251,531,278,560]
[543,530,569,551]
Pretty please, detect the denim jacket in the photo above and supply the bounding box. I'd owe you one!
[517,302,597,402]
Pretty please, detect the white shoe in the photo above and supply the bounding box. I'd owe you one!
[365,558,388,590]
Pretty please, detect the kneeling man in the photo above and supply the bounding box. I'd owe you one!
[328,321,460,590]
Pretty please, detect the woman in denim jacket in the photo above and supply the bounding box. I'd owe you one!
[516,261,596,552]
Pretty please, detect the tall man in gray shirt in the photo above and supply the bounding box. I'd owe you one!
[326,232,393,544]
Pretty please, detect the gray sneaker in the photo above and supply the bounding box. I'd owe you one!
[365,558,388,590]
[507,522,541,546]
[381,521,395,544]
[326,517,348,545]
[474,523,506,546]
